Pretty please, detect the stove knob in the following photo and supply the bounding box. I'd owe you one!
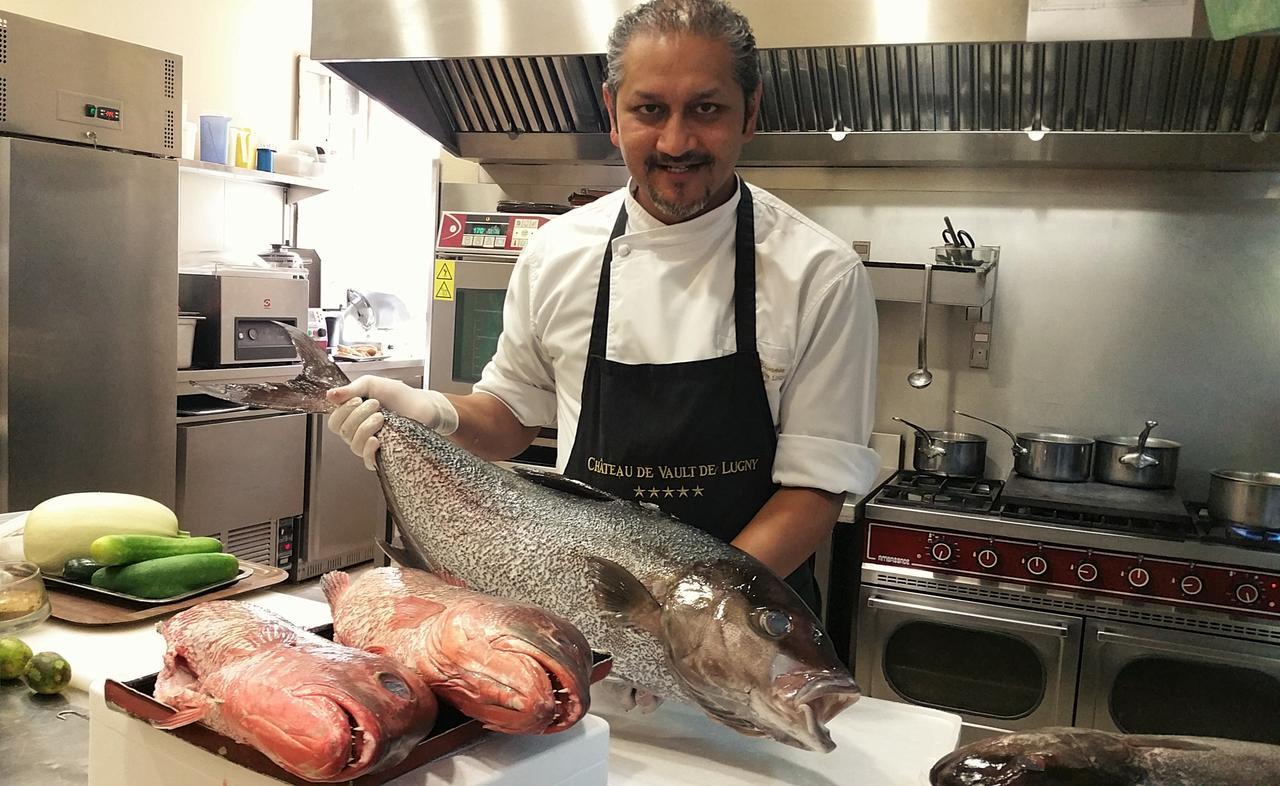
[1127,567,1151,589]
[1236,583,1261,605]
[1180,575,1203,597]
[976,549,1000,570]
[1076,562,1099,583]
[930,542,954,563]
[1026,555,1049,577]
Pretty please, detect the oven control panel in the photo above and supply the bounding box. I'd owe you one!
[866,522,1280,619]
[437,212,555,253]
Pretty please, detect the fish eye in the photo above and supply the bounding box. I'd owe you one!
[756,609,793,638]
[378,673,410,698]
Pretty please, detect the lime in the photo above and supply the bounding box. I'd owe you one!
[0,636,33,680]
[21,651,71,694]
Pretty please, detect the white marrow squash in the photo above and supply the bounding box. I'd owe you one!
[23,493,181,575]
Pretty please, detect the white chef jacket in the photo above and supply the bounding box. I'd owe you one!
[473,178,880,495]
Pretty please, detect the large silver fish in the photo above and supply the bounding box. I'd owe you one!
[198,324,860,753]
[930,727,1280,786]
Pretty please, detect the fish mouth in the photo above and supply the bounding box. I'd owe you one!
[296,687,387,780]
[480,632,592,735]
[765,672,862,753]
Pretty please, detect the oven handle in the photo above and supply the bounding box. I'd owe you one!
[866,596,1070,638]
[1094,629,1273,664]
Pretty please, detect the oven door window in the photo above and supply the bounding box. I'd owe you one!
[1110,657,1280,743]
[452,289,507,384]
[884,621,1045,719]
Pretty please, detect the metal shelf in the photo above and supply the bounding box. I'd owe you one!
[178,159,331,204]
[865,260,997,309]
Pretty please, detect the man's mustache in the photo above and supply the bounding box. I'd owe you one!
[647,153,713,168]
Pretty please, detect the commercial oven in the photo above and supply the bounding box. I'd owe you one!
[1077,620,1280,744]
[856,585,1083,742]
[430,210,559,466]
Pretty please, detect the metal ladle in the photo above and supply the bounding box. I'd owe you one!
[907,263,934,388]
[1120,420,1161,469]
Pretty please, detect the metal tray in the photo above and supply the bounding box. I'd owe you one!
[103,624,614,786]
[44,565,251,605]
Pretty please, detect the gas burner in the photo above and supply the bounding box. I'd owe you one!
[874,470,1003,514]
[1228,525,1280,545]
[998,502,1195,541]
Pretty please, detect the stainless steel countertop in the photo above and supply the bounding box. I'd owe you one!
[176,356,425,396]
[0,680,90,785]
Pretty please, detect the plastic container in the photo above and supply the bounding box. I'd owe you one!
[254,147,274,172]
[177,313,204,369]
[273,151,311,176]
[198,114,231,165]
[0,561,51,635]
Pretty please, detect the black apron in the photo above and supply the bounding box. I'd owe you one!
[562,181,818,611]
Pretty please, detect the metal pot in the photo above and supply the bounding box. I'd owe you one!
[1208,470,1280,531]
[894,416,987,477]
[1093,420,1181,489]
[954,411,1094,483]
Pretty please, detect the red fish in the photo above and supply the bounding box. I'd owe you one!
[153,600,437,782]
[321,566,593,735]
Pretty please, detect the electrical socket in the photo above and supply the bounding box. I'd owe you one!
[970,321,992,369]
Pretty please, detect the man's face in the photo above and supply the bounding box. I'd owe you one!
[604,33,761,224]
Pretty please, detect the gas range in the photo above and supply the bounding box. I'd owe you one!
[864,470,1280,623]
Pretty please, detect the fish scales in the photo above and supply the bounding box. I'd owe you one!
[380,411,728,702]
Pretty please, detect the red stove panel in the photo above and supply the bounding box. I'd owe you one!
[866,522,1280,619]
[436,212,553,252]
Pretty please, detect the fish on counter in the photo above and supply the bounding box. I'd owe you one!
[930,727,1280,786]
[153,601,438,783]
[197,323,860,754]
[321,565,593,735]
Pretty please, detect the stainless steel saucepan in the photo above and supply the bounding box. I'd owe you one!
[894,416,987,478]
[1208,470,1280,532]
[954,411,1094,483]
[1093,420,1181,489]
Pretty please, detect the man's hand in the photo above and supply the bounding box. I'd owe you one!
[326,377,459,470]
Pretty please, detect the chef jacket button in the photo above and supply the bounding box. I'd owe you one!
[615,242,631,257]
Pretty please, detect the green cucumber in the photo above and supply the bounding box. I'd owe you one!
[89,534,223,566]
[90,553,240,599]
[62,558,108,583]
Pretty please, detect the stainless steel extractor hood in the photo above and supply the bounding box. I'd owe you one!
[312,0,1280,169]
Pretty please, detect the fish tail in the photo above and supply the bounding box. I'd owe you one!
[191,322,352,414]
[319,570,351,608]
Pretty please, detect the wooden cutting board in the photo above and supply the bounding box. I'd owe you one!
[47,560,289,625]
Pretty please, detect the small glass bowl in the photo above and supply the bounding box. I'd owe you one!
[0,561,52,635]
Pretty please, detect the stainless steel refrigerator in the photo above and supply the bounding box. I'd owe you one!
[0,11,181,511]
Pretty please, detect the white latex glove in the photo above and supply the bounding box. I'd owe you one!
[326,376,459,471]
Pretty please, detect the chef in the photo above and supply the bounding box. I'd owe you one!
[328,0,879,611]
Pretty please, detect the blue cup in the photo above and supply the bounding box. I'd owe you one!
[256,148,275,173]
[198,115,231,165]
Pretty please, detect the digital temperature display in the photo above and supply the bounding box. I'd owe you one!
[469,225,504,236]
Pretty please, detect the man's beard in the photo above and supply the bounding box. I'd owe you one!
[644,153,713,220]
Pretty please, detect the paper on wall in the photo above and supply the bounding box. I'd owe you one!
[1027,0,1196,42]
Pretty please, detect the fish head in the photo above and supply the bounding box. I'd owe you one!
[655,560,860,753]
[929,728,1139,786]
[428,598,595,735]
[225,649,435,781]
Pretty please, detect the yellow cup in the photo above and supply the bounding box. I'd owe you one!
[233,128,256,169]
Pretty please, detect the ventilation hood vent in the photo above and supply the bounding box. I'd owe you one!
[313,0,1280,169]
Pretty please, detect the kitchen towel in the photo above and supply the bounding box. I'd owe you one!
[1204,0,1280,39]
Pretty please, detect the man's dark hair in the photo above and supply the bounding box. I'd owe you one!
[605,0,761,102]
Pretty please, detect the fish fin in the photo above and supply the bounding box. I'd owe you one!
[1124,736,1216,752]
[513,467,620,502]
[375,539,432,571]
[152,703,210,730]
[1014,754,1048,772]
[191,322,350,414]
[319,571,350,608]
[390,596,447,629]
[585,555,662,635]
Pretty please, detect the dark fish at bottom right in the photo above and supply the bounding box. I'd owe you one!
[930,727,1280,786]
